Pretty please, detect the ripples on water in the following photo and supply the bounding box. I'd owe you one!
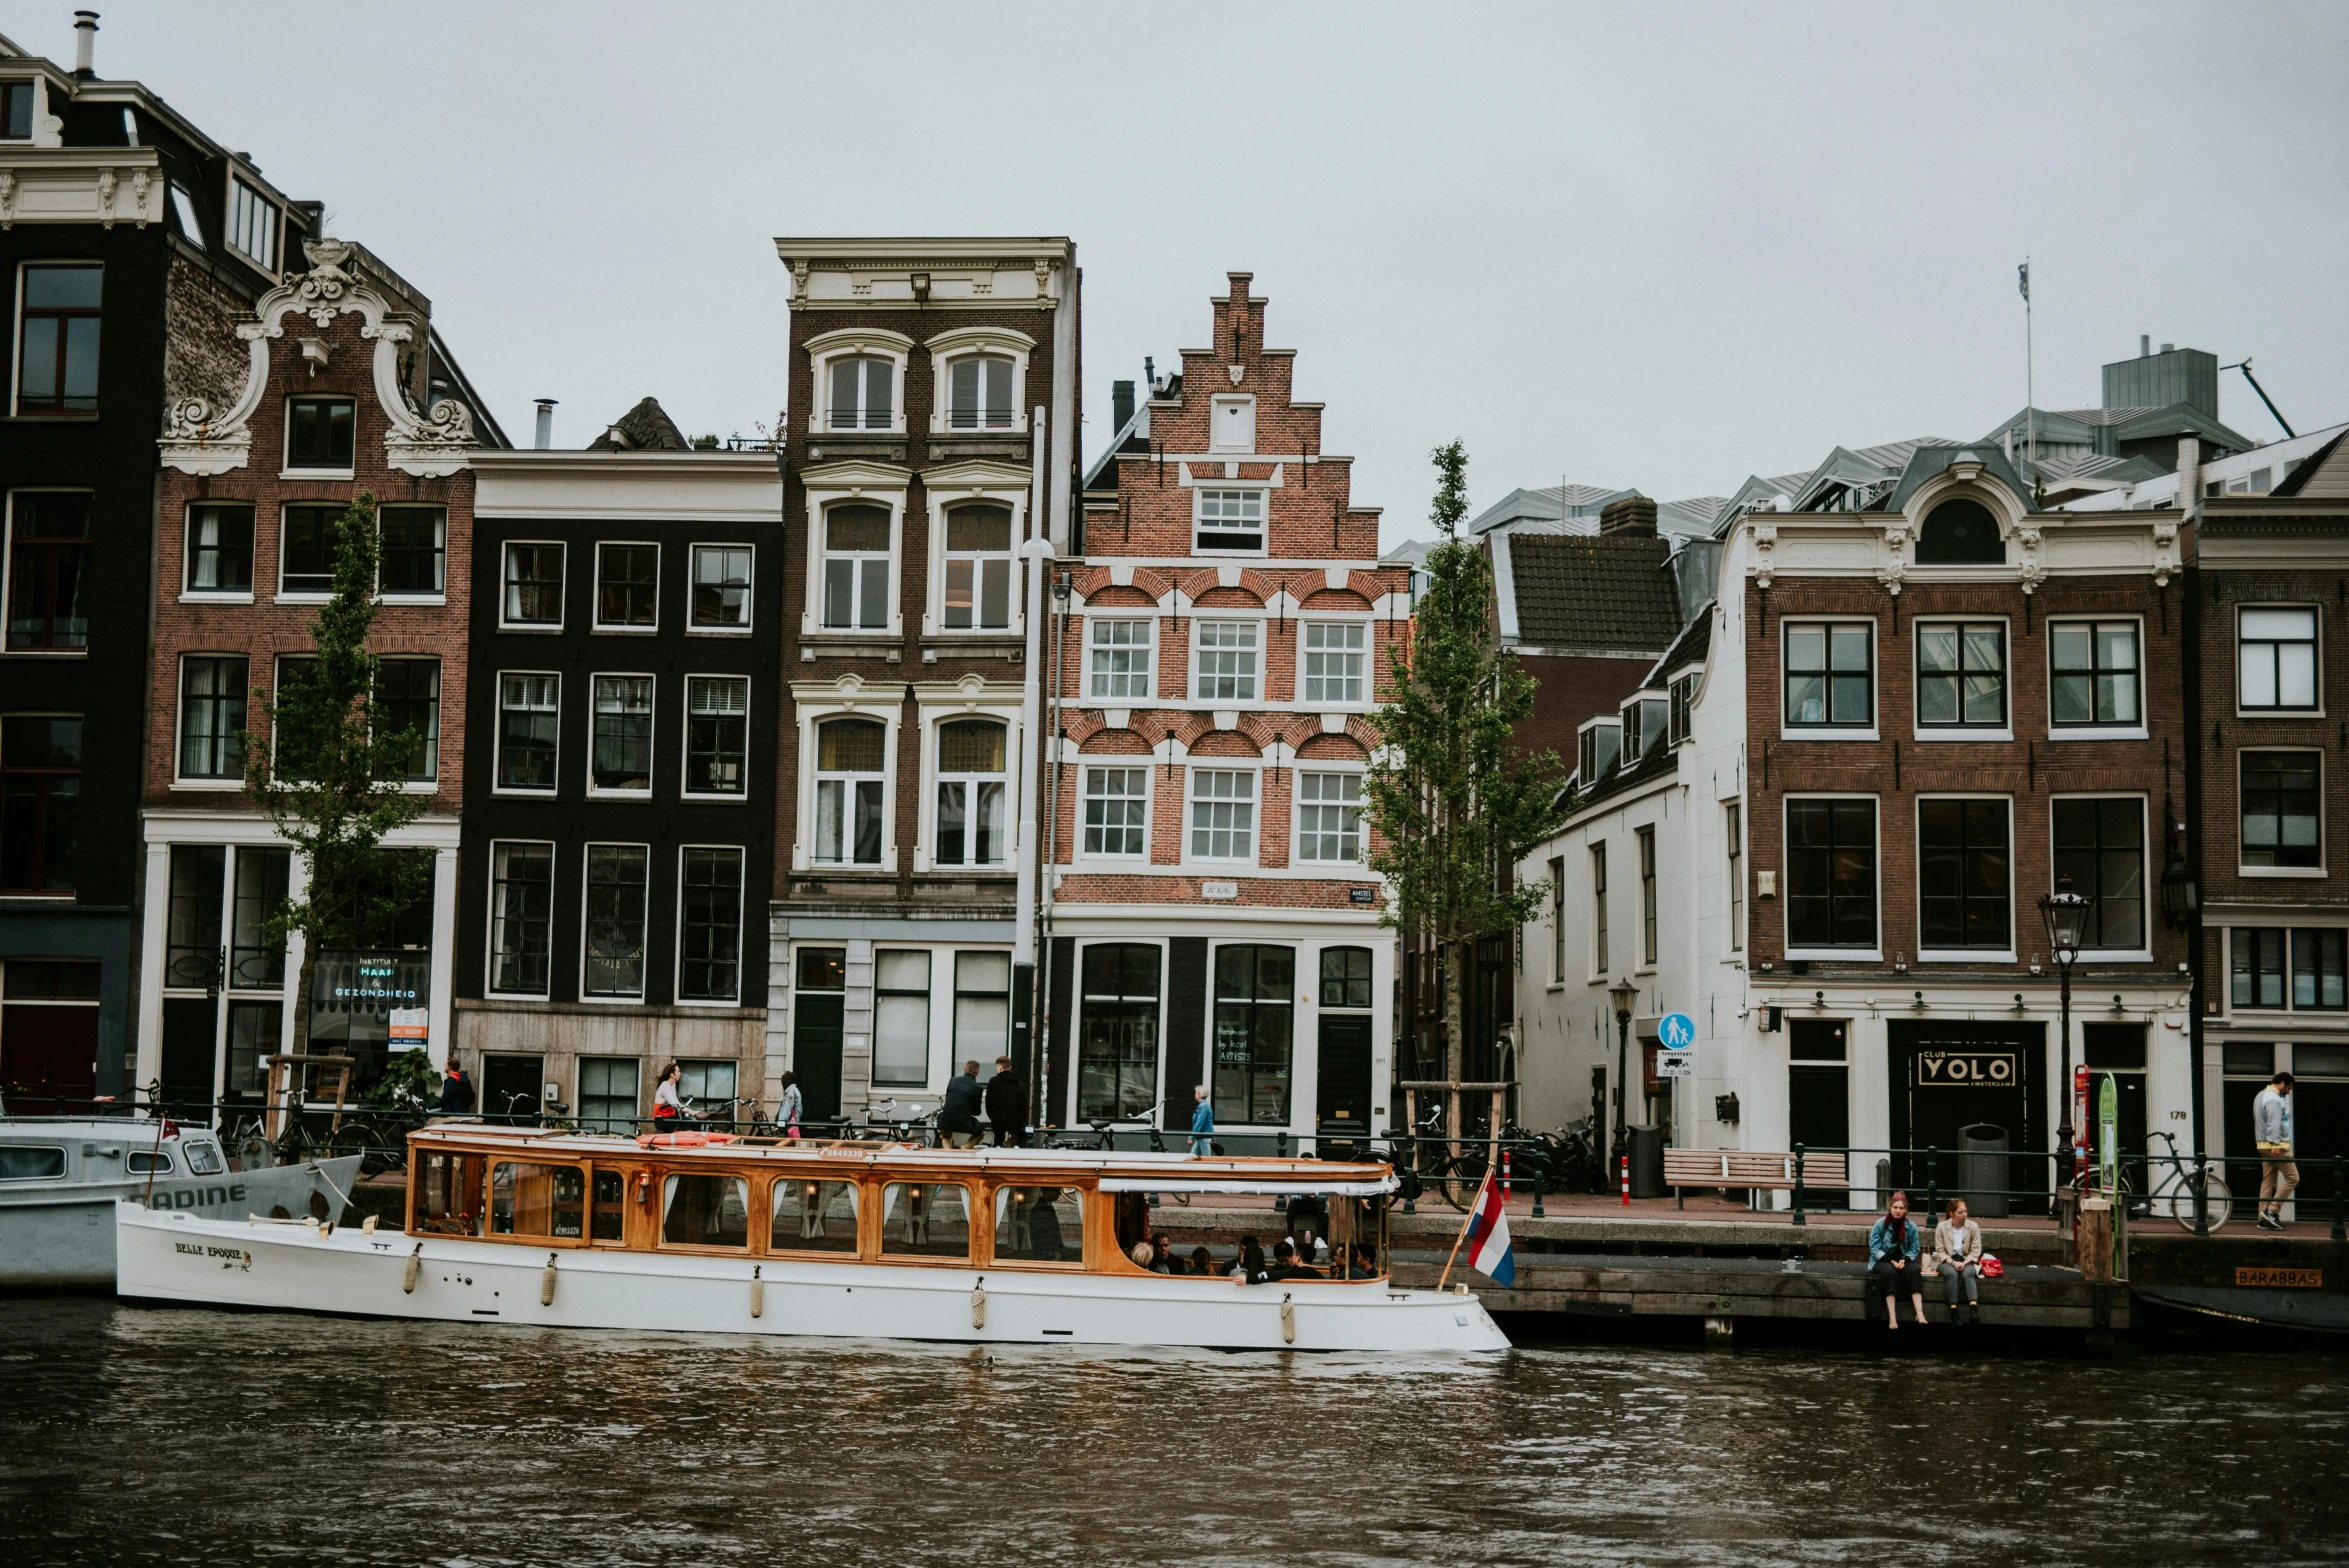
[0,1299,2344,1566]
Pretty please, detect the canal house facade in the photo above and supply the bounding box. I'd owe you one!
[139,237,499,1107]
[454,420,783,1128]
[1055,274,1405,1150]
[765,238,1079,1124]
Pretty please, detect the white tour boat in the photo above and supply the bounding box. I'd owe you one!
[115,1123,1510,1353]
[4,1118,360,1289]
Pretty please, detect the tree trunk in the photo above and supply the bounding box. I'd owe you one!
[290,937,315,1056]
[1442,935,1467,1159]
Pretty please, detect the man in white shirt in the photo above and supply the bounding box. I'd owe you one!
[2253,1071,2297,1231]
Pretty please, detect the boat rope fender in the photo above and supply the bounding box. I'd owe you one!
[402,1242,422,1295]
[750,1265,764,1320]
[972,1276,987,1331]
[1280,1292,1296,1345]
[541,1253,558,1306]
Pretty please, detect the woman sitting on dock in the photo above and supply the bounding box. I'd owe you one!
[1930,1199,1984,1325]
[1869,1191,1929,1330]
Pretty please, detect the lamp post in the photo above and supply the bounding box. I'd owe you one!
[1609,976,1639,1164]
[2039,874,2093,1213]
[2160,810,2206,1233]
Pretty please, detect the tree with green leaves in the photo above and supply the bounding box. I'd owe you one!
[239,492,430,1055]
[1367,441,1571,1090]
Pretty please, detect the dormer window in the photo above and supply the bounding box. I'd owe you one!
[1915,498,2005,565]
[2,82,34,141]
[1577,720,1620,785]
[1668,672,1698,745]
[827,356,893,430]
[228,176,280,273]
[1621,696,1667,760]
[947,356,1014,430]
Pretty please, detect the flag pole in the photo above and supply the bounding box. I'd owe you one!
[2019,258,2035,485]
[1436,1164,1489,1292]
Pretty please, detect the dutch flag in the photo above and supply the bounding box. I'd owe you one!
[1465,1167,1516,1287]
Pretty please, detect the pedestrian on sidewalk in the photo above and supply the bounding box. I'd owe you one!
[940,1060,984,1149]
[1869,1190,1929,1329]
[2255,1071,2298,1231]
[777,1071,802,1140]
[1190,1084,1215,1156]
[1930,1198,1984,1324]
[984,1056,1026,1147]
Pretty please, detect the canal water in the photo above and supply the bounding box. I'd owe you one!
[1,1300,2343,1566]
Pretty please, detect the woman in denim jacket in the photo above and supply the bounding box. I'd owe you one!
[1869,1190,1929,1329]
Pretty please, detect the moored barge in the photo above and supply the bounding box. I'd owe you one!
[115,1124,1510,1353]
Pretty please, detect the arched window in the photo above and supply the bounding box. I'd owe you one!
[820,503,890,630]
[946,354,1014,429]
[826,355,893,430]
[935,719,1007,866]
[1915,498,2005,564]
[942,503,1012,630]
[813,718,885,865]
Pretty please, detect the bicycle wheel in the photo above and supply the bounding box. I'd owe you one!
[1437,1152,1489,1213]
[2162,1172,2233,1233]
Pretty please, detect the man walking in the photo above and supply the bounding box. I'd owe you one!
[2255,1070,2297,1231]
[985,1055,1027,1147]
[940,1060,984,1149]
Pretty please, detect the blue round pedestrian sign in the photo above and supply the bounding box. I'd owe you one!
[1657,1012,1695,1050]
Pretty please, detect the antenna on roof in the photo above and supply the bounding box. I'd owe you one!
[2221,358,2295,439]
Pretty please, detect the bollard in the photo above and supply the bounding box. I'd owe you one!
[2335,1156,2346,1244]
[1620,1153,1630,1208]
[1925,1146,1939,1223]
[1531,1145,1547,1219]
[2193,1153,2211,1239]
[1791,1145,1807,1227]
[1276,1130,1289,1159]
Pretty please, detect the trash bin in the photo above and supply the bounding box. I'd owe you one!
[1629,1125,1665,1199]
[1956,1123,2011,1219]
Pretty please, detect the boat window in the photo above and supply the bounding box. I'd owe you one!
[183,1141,225,1176]
[662,1173,751,1248]
[1324,1196,1389,1279]
[994,1186,1081,1263]
[880,1182,972,1261]
[0,1146,66,1180]
[491,1162,586,1238]
[771,1177,861,1253]
[590,1169,626,1241]
[416,1152,486,1235]
[128,1151,174,1175]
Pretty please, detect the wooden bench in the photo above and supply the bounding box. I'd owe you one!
[1663,1149,1850,1210]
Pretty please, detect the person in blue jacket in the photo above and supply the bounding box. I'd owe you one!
[1869,1190,1929,1329]
[1189,1084,1215,1156]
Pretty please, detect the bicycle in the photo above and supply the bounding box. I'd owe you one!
[2139,1129,2233,1233]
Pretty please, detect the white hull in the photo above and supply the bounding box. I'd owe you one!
[0,1159,361,1289]
[115,1203,1511,1354]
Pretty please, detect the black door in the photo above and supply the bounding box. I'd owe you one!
[1887,1021,2044,1216]
[160,997,218,1107]
[795,994,844,1122]
[481,1053,544,1123]
[1317,1014,1373,1150]
[2293,1077,2346,1211]
[2082,1024,2148,1196]
[2221,1041,2274,1220]
[1788,1064,1850,1208]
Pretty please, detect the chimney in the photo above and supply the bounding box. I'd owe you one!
[2178,437,2201,510]
[73,11,97,76]
[1143,355,1156,394]
[533,399,557,450]
[1111,380,1135,433]
[2140,335,2151,358]
[1598,496,1658,537]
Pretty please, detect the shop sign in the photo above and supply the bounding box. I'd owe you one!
[1916,1050,2018,1087]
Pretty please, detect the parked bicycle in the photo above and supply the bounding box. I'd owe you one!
[2136,1129,2234,1233]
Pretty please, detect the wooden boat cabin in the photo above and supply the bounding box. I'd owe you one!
[404,1126,1397,1279]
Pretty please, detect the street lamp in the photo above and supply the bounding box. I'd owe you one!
[1609,976,1639,1163]
[2038,874,2093,1203]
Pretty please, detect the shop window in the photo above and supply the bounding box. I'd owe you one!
[873,949,931,1087]
[1077,943,1160,1124]
[1213,944,1294,1126]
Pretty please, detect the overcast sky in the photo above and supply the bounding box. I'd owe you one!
[24,2,2349,545]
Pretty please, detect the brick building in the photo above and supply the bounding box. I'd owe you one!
[2189,430,2349,1214]
[138,238,500,1105]
[765,238,1078,1124]
[1056,274,1406,1148]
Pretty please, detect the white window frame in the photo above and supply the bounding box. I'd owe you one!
[793,692,899,874]
[500,540,567,632]
[804,328,912,436]
[180,500,256,603]
[172,651,250,790]
[2239,747,2325,880]
[1912,617,2012,741]
[673,844,747,1007]
[679,673,751,803]
[2047,792,2153,962]
[925,326,1033,436]
[921,477,1029,637]
[485,838,557,1000]
[1549,856,1568,986]
[929,714,1013,872]
[1067,937,1171,1129]
[801,486,905,639]
[1078,760,1152,862]
[578,841,654,1004]
[592,540,661,634]
[1085,615,1157,702]
[1209,394,1256,453]
[1192,619,1263,704]
[586,672,657,800]
[1780,618,1878,741]
[1186,765,1260,865]
[376,504,448,605]
[2236,603,2322,718]
[1192,486,1268,555]
[280,394,357,479]
[1781,792,1883,963]
[911,686,1022,874]
[492,670,562,798]
[377,655,443,793]
[1912,792,2017,964]
[1300,620,1370,708]
[1294,767,1366,865]
[275,502,340,603]
[687,542,755,635]
[224,170,283,277]
[2046,615,2149,741]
